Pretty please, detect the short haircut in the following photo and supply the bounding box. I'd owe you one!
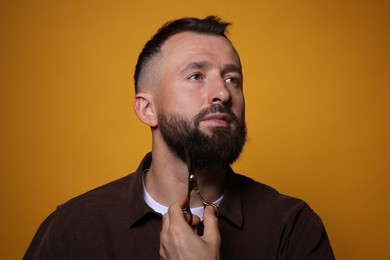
[134,16,231,93]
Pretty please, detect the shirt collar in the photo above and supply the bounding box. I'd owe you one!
[128,152,158,229]
[127,153,244,229]
[218,167,244,229]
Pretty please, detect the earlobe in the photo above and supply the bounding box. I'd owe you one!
[134,93,158,127]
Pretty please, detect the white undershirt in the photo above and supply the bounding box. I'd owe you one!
[142,173,223,221]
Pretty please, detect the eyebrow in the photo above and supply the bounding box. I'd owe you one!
[180,61,212,75]
[221,64,242,78]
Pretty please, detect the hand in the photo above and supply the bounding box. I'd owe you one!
[159,198,221,260]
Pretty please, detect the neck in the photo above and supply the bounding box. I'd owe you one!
[144,136,226,207]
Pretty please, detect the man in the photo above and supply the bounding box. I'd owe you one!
[25,16,335,259]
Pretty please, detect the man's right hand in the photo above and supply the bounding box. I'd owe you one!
[159,198,221,260]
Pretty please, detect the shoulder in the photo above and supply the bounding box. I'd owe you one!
[47,172,141,228]
[228,172,307,210]
[226,173,335,259]
[24,172,144,259]
[226,172,320,229]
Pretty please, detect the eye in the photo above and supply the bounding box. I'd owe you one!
[224,76,241,86]
[188,73,203,81]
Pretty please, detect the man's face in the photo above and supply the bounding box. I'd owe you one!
[155,32,246,170]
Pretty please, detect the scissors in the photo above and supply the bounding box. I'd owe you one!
[183,147,219,226]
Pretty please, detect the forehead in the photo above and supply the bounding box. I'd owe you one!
[160,32,241,68]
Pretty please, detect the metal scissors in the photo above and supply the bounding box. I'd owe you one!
[183,147,219,225]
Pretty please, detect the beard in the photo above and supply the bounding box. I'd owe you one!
[158,104,247,171]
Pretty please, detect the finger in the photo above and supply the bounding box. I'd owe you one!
[168,198,187,219]
[167,198,194,231]
[176,197,188,209]
[184,212,201,227]
[160,212,170,259]
[202,206,221,244]
[168,197,196,222]
[161,212,170,233]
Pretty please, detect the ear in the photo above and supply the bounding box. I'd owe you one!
[134,93,158,127]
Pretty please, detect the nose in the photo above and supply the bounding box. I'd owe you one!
[208,77,232,105]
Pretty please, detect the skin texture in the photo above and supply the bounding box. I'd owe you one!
[156,32,244,136]
[133,32,244,259]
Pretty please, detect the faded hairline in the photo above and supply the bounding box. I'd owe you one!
[136,52,163,93]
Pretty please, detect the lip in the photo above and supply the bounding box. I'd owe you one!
[201,113,232,126]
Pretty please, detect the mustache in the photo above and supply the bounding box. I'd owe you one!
[194,104,239,126]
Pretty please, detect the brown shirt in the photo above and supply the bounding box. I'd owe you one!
[25,153,335,259]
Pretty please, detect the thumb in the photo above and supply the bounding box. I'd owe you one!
[202,206,221,244]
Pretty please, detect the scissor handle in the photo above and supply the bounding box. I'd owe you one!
[194,188,220,218]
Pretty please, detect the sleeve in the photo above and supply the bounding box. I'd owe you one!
[23,209,66,260]
[279,202,335,260]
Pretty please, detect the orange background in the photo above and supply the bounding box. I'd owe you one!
[1,0,389,259]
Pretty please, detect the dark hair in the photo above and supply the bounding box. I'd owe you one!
[134,16,231,92]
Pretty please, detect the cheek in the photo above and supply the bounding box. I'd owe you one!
[169,92,204,115]
[232,96,245,120]
[157,96,199,123]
